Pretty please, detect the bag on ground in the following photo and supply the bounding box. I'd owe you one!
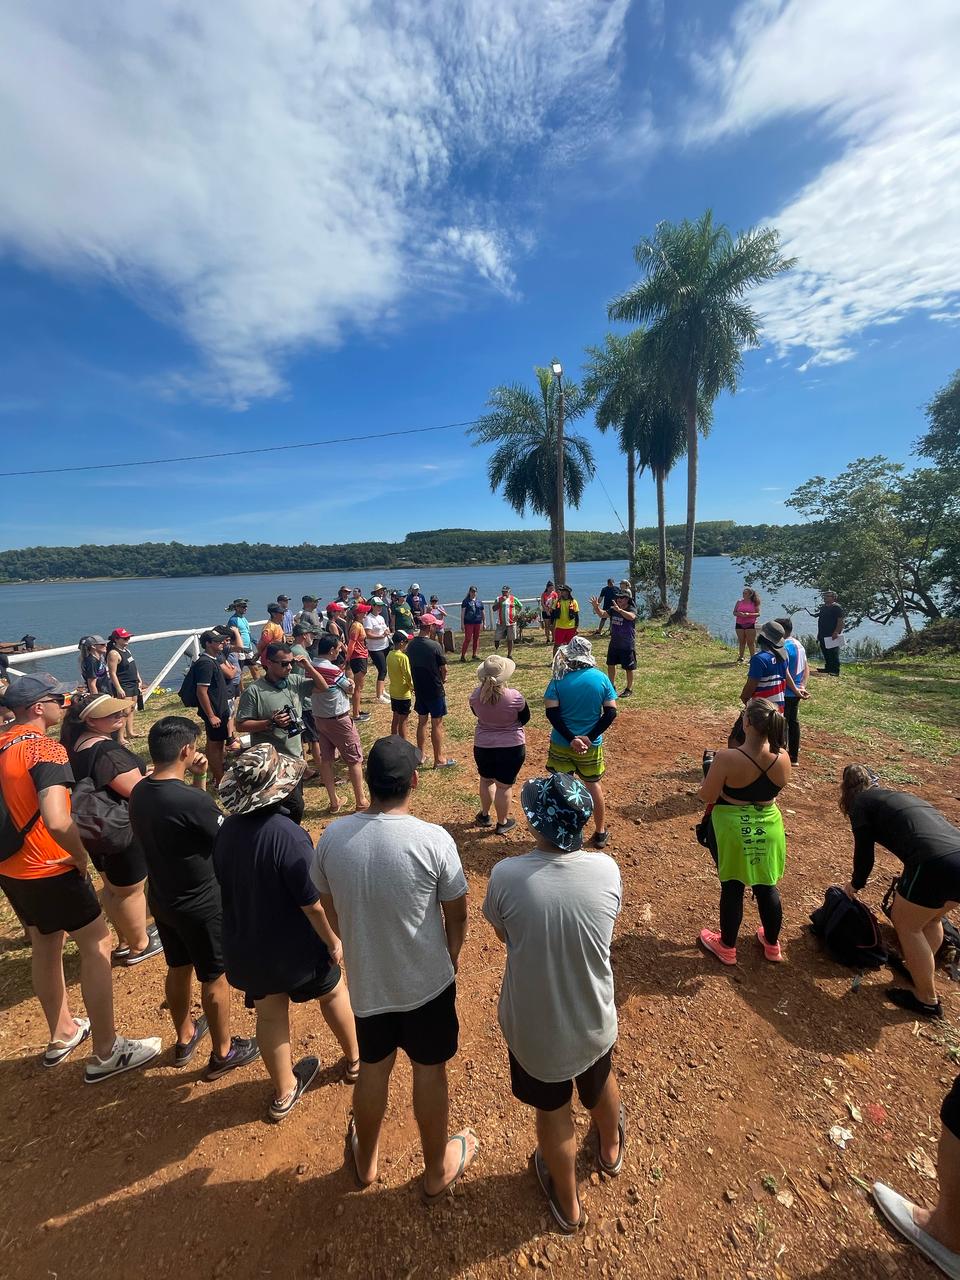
[809,885,888,969]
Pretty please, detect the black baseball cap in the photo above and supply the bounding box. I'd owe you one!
[267,603,283,616]
[0,672,73,708]
[302,593,318,604]
[213,625,233,637]
[200,629,223,646]
[366,735,422,791]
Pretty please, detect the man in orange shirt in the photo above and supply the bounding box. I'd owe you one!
[257,603,287,664]
[0,674,161,1082]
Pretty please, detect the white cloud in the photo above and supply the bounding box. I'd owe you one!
[688,0,960,367]
[0,0,629,405]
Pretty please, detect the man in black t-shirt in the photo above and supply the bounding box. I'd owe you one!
[193,630,232,783]
[595,579,618,636]
[129,717,259,1080]
[406,615,455,770]
[813,591,844,678]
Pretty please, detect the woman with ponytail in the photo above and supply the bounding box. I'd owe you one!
[698,698,792,965]
[840,765,960,1018]
[78,635,111,695]
[469,655,529,836]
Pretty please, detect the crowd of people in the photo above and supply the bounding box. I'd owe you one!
[0,579,958,1271]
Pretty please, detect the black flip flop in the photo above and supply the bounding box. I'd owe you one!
[268,1055,320,1122]
[532,1149,586,1234]
[597,1103,626,1177]
[174,1014,209,1067]
[885,987,943,1018]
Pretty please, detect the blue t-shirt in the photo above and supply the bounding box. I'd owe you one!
[461,596,484,625]
[407,592,426,616]
[228,613,252,650]
[747,649,787,711]
[783,638,807,700]
[544,668,618,745]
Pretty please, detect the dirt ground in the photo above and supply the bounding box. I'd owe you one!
[1,702,958,1280]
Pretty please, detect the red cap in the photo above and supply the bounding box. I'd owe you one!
[354,603,372,615]
[110,627,133,640]
[326,602,346,612]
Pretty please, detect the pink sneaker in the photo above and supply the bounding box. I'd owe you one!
[756,928,783,962]
[699,929,737,966]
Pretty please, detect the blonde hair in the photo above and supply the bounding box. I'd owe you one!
[743,698,784,753]
[839,764,877,816]
[744,587,761,607]
[477,675,505,705]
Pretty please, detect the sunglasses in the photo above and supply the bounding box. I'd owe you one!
[40,695,67,707]
[272,659,294,668]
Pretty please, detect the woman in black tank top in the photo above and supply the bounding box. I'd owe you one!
[106,628,144,745]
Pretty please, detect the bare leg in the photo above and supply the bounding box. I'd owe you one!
[205,740,225,785]
[106,879,149,955]
[493,783,513,825]
[585,779,606,836]
[737,631,746,660]
[318,755,339,808]
[746,630,756,658]
[352,1051,396,1184]
[536,1104,580,1224]
[478,776,494,818]
[317,977,358,1061]
[375,676,386,700]
[29,929,77,1043]
[200,974,233,1058]
[69,915,117,1058]
[892,893,945,1005]
[417,715,429,758]
[915,1124,960,1251]
[346,761,367,809]
[254,993,295,1102]
[623,666,634,692]
[588,1072,623,1168]
[607,665,616,684]
[430,718,445,768]
[165,964,194,1044]
[413,1061,477,1195]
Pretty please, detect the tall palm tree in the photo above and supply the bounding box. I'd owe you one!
[472,366,594,585]
[608,210,795,623]
[582,330,690,614]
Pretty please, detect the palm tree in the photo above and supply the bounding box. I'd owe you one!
[582,330,690,614]
[472,366,594,585]
[608,210,795,623]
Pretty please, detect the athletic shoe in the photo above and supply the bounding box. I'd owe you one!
[495,818,516,836]
[112,923,157,965]
[474,812,491,827]
[205,1037,260,1081]
[592,830,610,848]
[378,694,391,705]
[84,1035,163,1084]
[873,1182,960,1279]
[619,688,633,697]
[123,932,164,967]
[174,1014,209,1067]
[699,929,737,966]
[756,928,783,962]
[269,1056,320,1122]
[42,1017,91,1068]
[354,712,371,723]
[886,987,943,1018]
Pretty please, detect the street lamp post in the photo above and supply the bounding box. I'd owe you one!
[551,359,566,587]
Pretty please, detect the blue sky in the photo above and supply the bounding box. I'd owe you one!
[1,0,958,550]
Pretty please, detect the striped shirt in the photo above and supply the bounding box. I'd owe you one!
[747,650,787,711]
[495,595,517,626]
[784,638,807,698]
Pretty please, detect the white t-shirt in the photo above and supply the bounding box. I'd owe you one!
[483,848,621,1081]
[311,812,468,1016]
[363,613,390,651]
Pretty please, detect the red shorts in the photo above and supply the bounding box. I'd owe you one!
[314,714,363,764]
[553,627,577,645]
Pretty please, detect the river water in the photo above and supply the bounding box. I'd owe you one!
[1,557,900,685]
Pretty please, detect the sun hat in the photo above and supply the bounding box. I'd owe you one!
[410,583,421,591]
[218,744,306,816]
[551,634,597,679]
[521,774,594,852]
[372,583,385,593]
[226,599,249,610]
[476,654,516,683]
[419,613,441,628]
[292,623,316,637]
[110,627,133,640]
[757,620,788,660]
[0,672,74,709]
[366,736,422,792]
[78,693,135,721]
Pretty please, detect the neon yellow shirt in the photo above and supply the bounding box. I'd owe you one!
[555,598,579,629]
[387,649,413,699]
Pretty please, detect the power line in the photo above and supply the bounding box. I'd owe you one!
[595,472,629,538]
[0,418,481,478]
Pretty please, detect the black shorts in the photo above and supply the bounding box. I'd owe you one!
[369,650,388,680]
[151,903,225,982]
[897,852,960,910]
[349,657,368,676]
[942,1074,960,1141]
[606,645,636,672]
[89,841,147,888]
[199,712,230,743]
[473,744,526,786]
[355,981,458,1066]
[243,963,342,1008]
[0,869,102,936]
[508,1046,613,1112]
[390,698,411,716]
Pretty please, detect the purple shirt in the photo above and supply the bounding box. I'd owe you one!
[469,686,527,748]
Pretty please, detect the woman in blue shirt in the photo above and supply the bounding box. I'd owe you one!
[460,586,485,662]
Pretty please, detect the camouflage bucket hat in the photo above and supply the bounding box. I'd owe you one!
[218,743,306,816]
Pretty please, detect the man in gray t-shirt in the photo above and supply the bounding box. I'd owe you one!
[483,772,623,1235]
[312,735,477,1203]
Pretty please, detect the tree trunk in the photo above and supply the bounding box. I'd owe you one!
[671,395,698,624]
[550,511,563,590]
[656,468,667,612]
[627,445,636,563]
[554,387,567,586]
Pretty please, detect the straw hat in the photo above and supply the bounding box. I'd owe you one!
[476,654,516,683]
[78,693,135,721]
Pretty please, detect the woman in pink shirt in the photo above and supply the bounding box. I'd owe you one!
[733,588,761,663]
[469,655,530,837]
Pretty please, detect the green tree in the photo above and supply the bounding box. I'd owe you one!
[917,368,960,468]
[607,210,795,623]
[629,541,683,619]
[471,366,595,585]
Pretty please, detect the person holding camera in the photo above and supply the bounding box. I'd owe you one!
[236,643,329,825]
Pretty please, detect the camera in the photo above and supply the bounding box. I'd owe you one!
[280,703,305,737]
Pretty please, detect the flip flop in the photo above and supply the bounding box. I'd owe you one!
[532,1149,586,1234]
[597,1103,626,1177]
[346,1117,376,1188]
[434,760,457,770]
[268,1055,320,1122]
[421,1129,478,1204]
[42,1017,91,1068]
[343,1057,360,1084]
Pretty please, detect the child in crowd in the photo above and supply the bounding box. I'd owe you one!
[387,631,414,739]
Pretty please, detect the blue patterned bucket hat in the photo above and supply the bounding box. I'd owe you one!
[521,773,594,851]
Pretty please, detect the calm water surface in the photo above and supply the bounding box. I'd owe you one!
[0,557,900,684]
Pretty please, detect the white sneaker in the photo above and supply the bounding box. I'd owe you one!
[873,1183,960,1279]
[378,694,391,705]
[84,1035,163,1084]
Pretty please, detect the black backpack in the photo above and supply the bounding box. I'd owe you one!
[70,778,135,859]
[178,661,200,708]
[0,733,42,861]
[810,886,888,969]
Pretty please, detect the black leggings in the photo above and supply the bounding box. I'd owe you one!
[720,880,782,949]
[783,697,800,762]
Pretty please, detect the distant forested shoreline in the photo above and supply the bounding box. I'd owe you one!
[0,522,782,583]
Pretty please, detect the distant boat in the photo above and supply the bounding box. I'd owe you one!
[0,635,43,655]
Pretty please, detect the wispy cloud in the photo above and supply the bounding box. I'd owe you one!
[0,0,629,406]
[686,0,960,368]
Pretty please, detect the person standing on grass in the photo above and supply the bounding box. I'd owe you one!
[736,621,808,742]
[129,717,259,1079]
[212,626,242,753]
[483,772,623,1235]
[276,595,295,637]
[363,598,392,706]
[295,597,323,659]
[540,581,559,647]
[470,655,529,836]
[106,627,143,745]
[544,637,617,848]
[775,617,807,765]
[493,585,518,658]
[0,674,161,1082]
[551,585,580,653]
[590,587,638,698]
[390,590,417,637]
[407,584,427,626]
[214,745,359,1122]
[192,630,233,785]
[226,599,255,679]
[387,631,414,738]
[812,590,844,677]
[256,604,287,666]
[310,634,367,814]
[460,586,485,662]
[733,588,761,663]
[594,579,618,637]
[407,615,455,770]
[346,604,371,722]
[78,636,111,695]
[312,735,477,1201]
